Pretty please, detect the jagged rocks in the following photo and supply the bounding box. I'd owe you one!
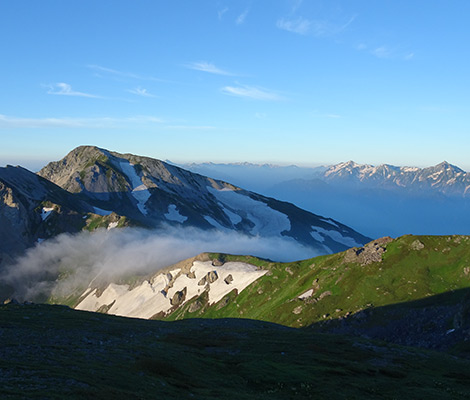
[170,287,187,306]
[198,271,218,286]
[186,271,196,279]
[224,274,233,285]
[410,240,425,250]
[343,237,394,265]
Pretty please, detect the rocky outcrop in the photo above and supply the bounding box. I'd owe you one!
[343,237,394,266]
[170,287,187,306]
[198,271,218,286]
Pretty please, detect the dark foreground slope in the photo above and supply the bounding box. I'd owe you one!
[2,303,470,399]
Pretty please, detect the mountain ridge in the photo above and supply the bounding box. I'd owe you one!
[36,146,370,253]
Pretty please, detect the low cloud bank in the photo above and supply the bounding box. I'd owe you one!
[1,226,319,302]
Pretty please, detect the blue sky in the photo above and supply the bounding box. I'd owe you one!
[1,0,469,170]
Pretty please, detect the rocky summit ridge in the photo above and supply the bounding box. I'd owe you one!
[37,146,370,252]
[0,146,371,268]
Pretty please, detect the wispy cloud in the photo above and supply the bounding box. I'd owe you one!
[358,43,414,61]
[87,64,165,82]
[127,87,156,97]
[186,61,235,76]
[218,7,228,20]
[0,114,163,129]
[277,17,311,35]
[236,8,249,25]
[371,46,394,59]
[45,83,99,98]
[277,14,357,37]
[221,84,283,101]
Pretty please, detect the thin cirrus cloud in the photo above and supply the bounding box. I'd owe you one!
[87,64,165,82]
[236,8,249,25]
[218,7,228,20]
[0,114,163,129]
[276,17,311,35]
[186,61,235,76]
[127,87,156,97]
[221,84,284,101]
[370,46,414,60]
[277,15,357,37]
[45,83,99,98]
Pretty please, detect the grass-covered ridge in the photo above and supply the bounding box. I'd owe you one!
[2,303,470,399]
[163,235,470,328]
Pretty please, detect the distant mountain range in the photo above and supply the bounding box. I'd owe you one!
[0,146,370,267]
[181,160,470,238]
[182,159,470,198]
[322,160,470,196]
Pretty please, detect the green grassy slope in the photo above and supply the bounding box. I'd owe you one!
[164,235,470,329]
[2,303,470,399]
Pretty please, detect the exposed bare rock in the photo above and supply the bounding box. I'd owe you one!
[318,291,332,301]
[188,300,203,313]
[186,271,196,279]
[224,274,233,285]
[410,240,425,251]
[343,237,394,265]
[170,287,187,306]
[293,306,303,314]
[198,271,218,286]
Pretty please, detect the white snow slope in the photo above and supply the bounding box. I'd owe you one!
[119,160,151,215]
[208,187,290,236]
[76,260,267,319]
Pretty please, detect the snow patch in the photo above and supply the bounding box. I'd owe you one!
[107,221,118,230]
[41,207,54,221]
[311,226,361,248]
[119,160,151,215]
[319,218,339,228]
[220,204,242,225]
[93,207,112,216]
[75,261,267,319]
[164,204,188,223]
[298,289,314,300]
[208,187,290,236]
[204,216,230,231]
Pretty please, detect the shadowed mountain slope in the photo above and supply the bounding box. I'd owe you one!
[2,303,470,399]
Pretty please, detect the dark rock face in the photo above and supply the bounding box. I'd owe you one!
[170,288,187,306]
[198,271,219,286]
[0,166,92,266]
[224,274,233,285]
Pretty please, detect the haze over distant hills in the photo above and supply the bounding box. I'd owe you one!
[181,160,470,238]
